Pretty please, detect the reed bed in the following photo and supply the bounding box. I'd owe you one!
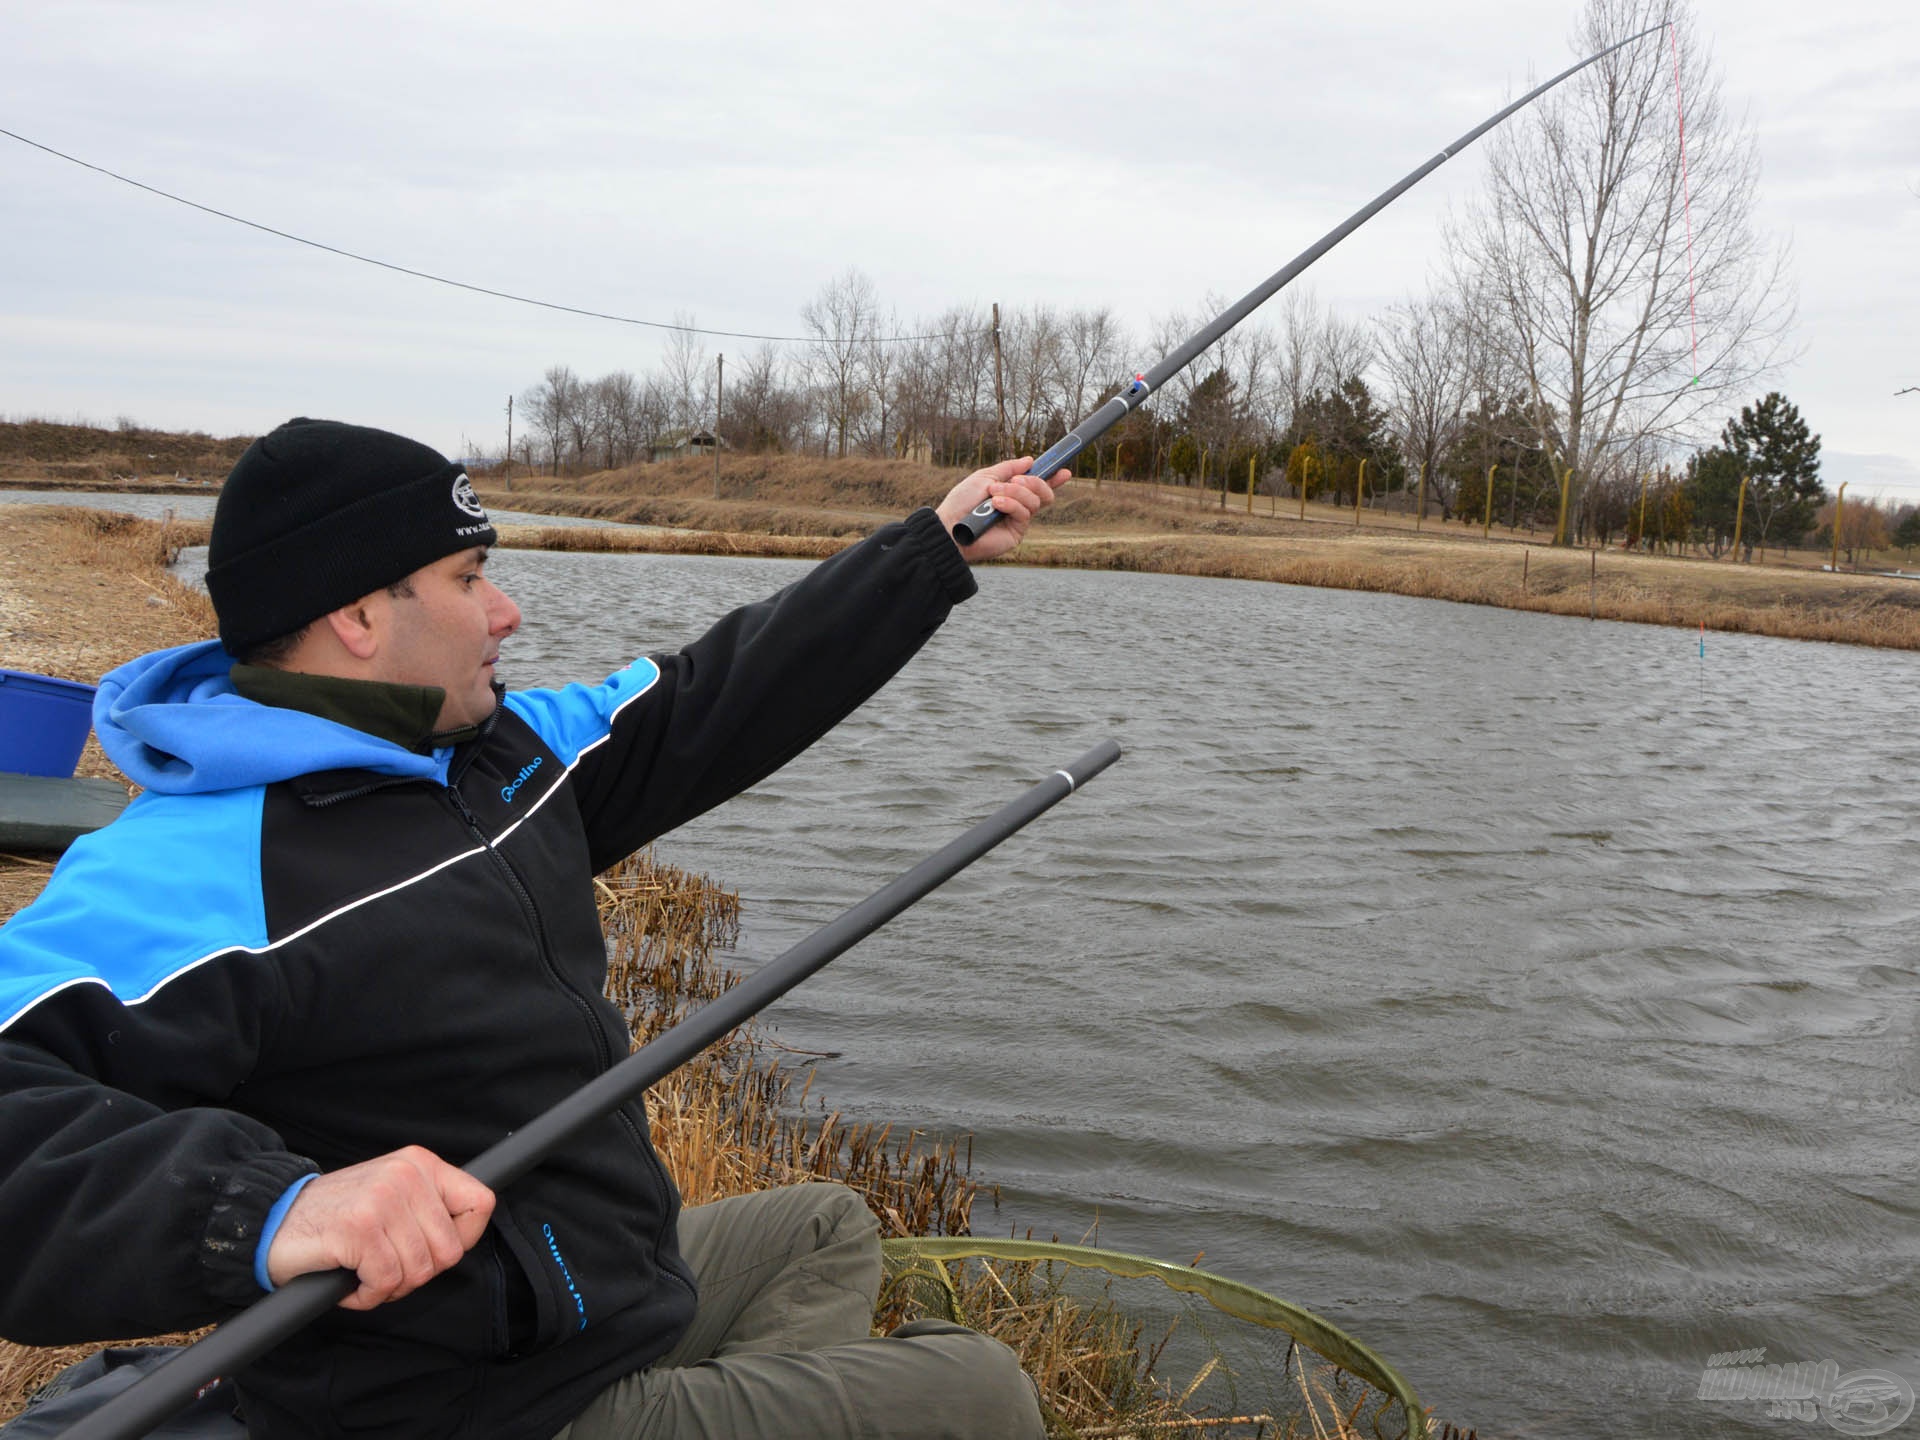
[597,852,980,1236]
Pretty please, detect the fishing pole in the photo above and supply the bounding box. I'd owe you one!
[53,739,1122,1440]
[954,24,1666,545]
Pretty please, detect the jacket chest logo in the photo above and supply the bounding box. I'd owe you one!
[501,756,544,803]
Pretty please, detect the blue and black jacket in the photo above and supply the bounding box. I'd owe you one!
[0,508,975,1440]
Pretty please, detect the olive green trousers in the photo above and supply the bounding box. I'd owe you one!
[554,1183,1044,1440]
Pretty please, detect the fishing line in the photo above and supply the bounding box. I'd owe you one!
[1668,22,1701,386]
[954,23,1667,543]
[0,125,976,345]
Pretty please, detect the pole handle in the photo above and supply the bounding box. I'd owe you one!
[951,436,1084,544]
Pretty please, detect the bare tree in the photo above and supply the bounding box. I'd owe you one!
[660,315,712,437]
[860,307,903,455]
[1448,0,1793,542]
[802,269,880,456]
[590,372,642,469]
[1379,292,1473,517]
[999,304,1066,456]
[725,343,805,452]
[523,365,583,475]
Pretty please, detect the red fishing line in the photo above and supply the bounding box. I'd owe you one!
[1669,21,1701,385]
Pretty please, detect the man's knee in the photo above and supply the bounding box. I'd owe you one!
[795,1182,879,1248]
[873,1321,1045,1439]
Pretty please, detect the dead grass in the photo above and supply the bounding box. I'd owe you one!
[0,418,250,484]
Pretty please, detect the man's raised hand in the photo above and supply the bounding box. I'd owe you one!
[936,457,1068,563]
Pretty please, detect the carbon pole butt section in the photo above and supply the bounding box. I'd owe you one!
[951,23,1663,547]
[52,740,1122,1440]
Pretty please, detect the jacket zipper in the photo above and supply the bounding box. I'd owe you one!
[441,782,653,1167]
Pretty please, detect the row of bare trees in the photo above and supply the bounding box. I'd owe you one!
[505,0,1795,546]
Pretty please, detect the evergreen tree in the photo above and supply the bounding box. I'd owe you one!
[1684,445,1746,556]
[1720,392,1824,555]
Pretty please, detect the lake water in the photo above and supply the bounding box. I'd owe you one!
[478,545,1920,1439]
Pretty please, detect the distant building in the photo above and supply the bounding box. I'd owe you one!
[650,429,726,463]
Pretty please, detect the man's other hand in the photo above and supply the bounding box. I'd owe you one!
[264,1145,496,1310]
[935,457,1067,563]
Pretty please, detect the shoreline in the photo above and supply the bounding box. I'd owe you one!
[482,510,1920,653]
[11,470,1920,651]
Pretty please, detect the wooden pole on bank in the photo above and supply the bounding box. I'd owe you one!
[1731,475,1749,561]
[1830,481,1848,573]
[1483,465,1496,539]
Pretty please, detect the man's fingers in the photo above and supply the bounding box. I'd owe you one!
[266,1145,496,1306]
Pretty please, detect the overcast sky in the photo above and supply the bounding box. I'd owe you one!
[4,1,1915,498]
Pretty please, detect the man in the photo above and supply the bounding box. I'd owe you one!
[0,418,1064,1439]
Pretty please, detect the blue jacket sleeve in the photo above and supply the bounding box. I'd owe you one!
[0,813,319,1343]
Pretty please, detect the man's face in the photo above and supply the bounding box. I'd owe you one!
[375,547,522,731]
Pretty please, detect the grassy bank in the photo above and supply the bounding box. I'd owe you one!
[479,454,1920,652]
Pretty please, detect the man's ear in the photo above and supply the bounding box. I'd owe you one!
[322,594,385,661]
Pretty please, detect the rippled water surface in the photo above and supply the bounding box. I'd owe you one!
[482,547,1920,1438]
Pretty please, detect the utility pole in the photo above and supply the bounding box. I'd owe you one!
[1830,481,1848,572]
[714,353,724,499]
[991,302,1007,457]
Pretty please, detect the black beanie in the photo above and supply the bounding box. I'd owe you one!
[206,418,497,655]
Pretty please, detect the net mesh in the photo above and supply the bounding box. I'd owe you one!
[879,1239,1423,1440]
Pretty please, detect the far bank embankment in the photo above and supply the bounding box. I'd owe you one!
[471,453,1920,651]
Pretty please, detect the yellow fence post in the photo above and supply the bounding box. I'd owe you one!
[1246,455,1255,514]
[1731,474,1748,561]
[1483,465,1496,539]
[1416,462,1426,531]
[1554,467,1572,546]
[1355,458,1367,527]
[1830,481,1848,572]
[1636,472,1650,551]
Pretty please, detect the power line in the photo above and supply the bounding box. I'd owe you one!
[0,125,980,345]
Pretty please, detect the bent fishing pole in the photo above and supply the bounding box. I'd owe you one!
[57,739,1122,1440]
[954,24,1665,544]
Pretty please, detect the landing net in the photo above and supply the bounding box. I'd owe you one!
[880,1238,1423,1440]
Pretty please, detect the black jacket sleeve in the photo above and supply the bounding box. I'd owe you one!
[0,972,316,1343]
[569,506,976,871]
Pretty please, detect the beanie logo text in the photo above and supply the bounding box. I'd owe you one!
[451,473,487,520]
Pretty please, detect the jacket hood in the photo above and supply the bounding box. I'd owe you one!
[94,640,448,794]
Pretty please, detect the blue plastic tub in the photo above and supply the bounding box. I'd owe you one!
[0,669,98,778]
